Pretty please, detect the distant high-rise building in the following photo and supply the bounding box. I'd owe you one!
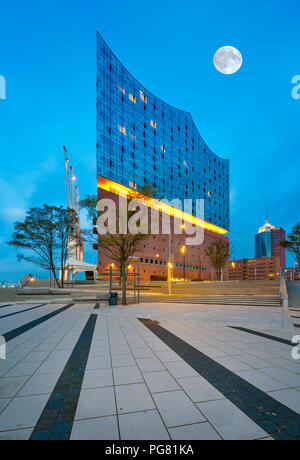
[229,257,281,281]
[271,227,286,268]
[255,218,286,268]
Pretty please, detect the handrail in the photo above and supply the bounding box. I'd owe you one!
[280,276,289,307]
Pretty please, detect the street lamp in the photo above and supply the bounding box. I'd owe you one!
[181,246,186,280]
[167,262,173,294]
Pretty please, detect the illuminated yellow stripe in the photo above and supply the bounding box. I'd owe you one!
[97,176,228,235]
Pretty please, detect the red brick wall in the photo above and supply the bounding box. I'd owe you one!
[96,187,229,281]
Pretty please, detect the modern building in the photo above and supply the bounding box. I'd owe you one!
[271,227,286,268]
[96,32,230,280]
[229,256,281,281]
[255,219,286,268]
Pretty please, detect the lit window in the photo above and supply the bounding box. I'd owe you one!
[140,90,147,103]
[208,191,212,198]
[150,120,157,129]
[129,93,136,104]
[118,125,126,135]
[117,85,126,95]
[129,181,137,190]
[161,145,166,153]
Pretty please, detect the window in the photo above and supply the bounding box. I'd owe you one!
[129,181,137,189]
[140,90,147,103]
[150,120,157,129]
[129,93,136,103]
[117,85,126,95]
[118,125,126,135]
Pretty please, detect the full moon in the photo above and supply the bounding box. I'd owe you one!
[213,46,242,75]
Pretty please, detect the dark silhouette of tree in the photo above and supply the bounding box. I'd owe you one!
[280,223,300,267]
[205,240,230,281]
[8,205,78,288]
[80,183,160,304]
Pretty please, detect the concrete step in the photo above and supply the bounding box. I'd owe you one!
[145,295,282,307]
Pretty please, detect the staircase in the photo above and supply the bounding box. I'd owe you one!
[144,294,282,307]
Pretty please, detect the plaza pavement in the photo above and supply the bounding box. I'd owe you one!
[0,301,299,440]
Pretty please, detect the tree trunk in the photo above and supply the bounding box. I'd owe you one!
[61,266,65,289]
[121,265,127,305]
[51,265,61,288]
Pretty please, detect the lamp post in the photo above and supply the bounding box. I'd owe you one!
[181,246,186,280]
[168,262,173,295]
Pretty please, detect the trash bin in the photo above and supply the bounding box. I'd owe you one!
[109,292,118,306]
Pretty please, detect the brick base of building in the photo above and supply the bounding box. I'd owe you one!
[96,186,229,282]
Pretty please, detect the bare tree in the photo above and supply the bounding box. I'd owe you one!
[80,183,160,305]
[8,205,78,288]
[205,240,230,281]
[280,223,300,267]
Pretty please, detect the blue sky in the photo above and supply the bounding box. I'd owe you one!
[0,0,299,280]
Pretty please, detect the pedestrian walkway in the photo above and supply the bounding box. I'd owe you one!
[287,281,300,309]
[0,302,299,440]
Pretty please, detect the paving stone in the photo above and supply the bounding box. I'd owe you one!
[164,361,199,379]
[0,428,33,440]
[113,366,143,385]
[75,387,116,420]
[136,357,165,373]
[119,410,170,440]
[236,369,289,392]
[213,356,252,373]
[143,371,180,394]
[71,416,119,440]
[115,383,155,414]
[155,350,181,363]
[197,399,268,440]
[177,376,225,403]
[4,361,44,378]
[0,376,29,398]
[268,389,300,414]
[261,367,300,387]
[35,359,68,375]
[235,355,275,369]
[169,422,221,440]
[153,390,205,428]
[82,368,113,389]
[131,348,156,359]
[0,394,50,431]
[86,355,111,370]
[0,398,11,414]
[18,373,60,396]
[110,345,132,355]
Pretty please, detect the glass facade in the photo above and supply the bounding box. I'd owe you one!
[255,231,272,258]
[96,32,230,231]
